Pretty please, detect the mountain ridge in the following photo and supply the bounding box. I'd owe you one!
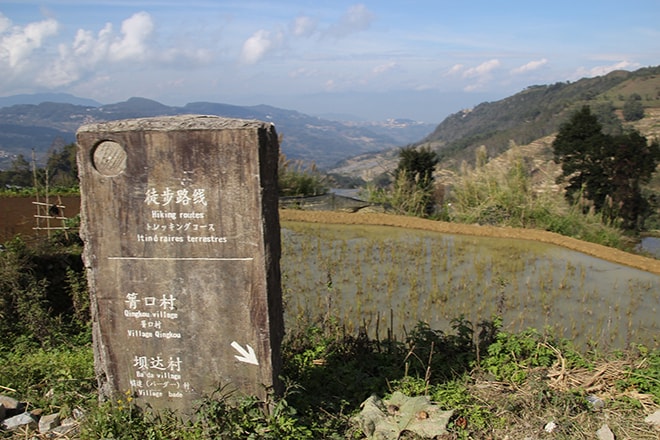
[2,65,659,176]
[0,97,434,170]
[0,93,102,108]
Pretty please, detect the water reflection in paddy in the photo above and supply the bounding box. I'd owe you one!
[281,221,659,350]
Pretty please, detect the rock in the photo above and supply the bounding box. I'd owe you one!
[544,421,557,433]
[50,425,78,437]
[596,424,615,440]
[0,394,21,411]
[645,409,660,430]
[0,395,26,419]
[0,403,5,421]
[1,412,37,431]
[38,412,61,433]
[72,407,85,420]
[586,394,605,410]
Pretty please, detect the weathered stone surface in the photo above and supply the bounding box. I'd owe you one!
[50,415,80,437]
[38,412,61,433]
[1,412,37,431]
[76,115,283,416]
[596,424,614,440]
[0,395,24,418]
[0,395,20,410]
[646,409,660,429]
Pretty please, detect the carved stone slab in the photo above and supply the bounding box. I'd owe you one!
[76,115,283,415]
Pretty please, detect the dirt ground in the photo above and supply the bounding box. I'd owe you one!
[0,195,80,243]
[280,209,660,275]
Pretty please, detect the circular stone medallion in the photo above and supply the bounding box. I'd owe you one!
[92,141,127,176]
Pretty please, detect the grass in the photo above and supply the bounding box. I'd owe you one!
[1,313,659,439]
[0,187,80,198]
[449,147,627,249]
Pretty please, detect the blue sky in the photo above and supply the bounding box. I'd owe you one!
[0,1,658,121]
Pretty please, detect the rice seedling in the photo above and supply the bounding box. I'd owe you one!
[280,221,660,349]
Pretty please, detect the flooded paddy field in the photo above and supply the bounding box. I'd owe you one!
[281,213,660,350]
[2,196,658,349]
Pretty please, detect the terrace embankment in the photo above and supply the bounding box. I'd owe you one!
[3,194,659,275]
[279,209,660,275]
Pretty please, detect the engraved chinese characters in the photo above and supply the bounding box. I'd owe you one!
[140,186,227,243]
[77,116,283,416]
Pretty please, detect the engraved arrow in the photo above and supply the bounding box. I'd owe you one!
[231,341,259,365]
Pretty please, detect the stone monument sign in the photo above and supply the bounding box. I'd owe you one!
[76,115,283,414]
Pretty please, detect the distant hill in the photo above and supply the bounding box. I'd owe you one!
[0,93,102,108]
[330,65,660,181]
[419,66,660,166]
[0,97,434,170]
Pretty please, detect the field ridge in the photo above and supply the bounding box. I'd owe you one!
[280,209,660,275]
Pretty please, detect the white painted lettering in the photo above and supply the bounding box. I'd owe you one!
[124,310,150,318]
[186,235,228,243]
[179,212,205,219]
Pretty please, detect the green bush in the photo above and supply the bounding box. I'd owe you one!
[0,345,95,415]
[449,148,627,248]
[0,235,87,347]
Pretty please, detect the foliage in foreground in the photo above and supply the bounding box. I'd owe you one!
[2,312,659,439]
[2,233,659,439]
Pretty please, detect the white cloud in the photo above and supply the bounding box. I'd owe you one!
[447,64,465,76]
[72,24,113,64]
[34,12,156,88]
[463,59,500,78]
[109,11,154,61]
[240,29,275,64]
[373,61,398,75]
[582,60,641,77]
[0,13,12,33]
[325,4,374,38]
[0,16,59,69]
[511,58,548,74]
[289,67,318,78]
[290,15,317,38]
[17,11,211,90]
[159,47,212,66]
[460,59,501,91]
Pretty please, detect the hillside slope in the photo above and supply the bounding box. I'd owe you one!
[422,66,660,166]
[330,66,660,182]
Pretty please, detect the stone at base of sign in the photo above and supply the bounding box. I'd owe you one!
[77,115,284,416]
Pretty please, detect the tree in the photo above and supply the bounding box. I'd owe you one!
[601,130,659,228]
[553,105,660,229]
[393,146,439,216]
[395,146,439,191]
[0,154,34,188]
[45,143,79,188]
[622,94,644,121]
